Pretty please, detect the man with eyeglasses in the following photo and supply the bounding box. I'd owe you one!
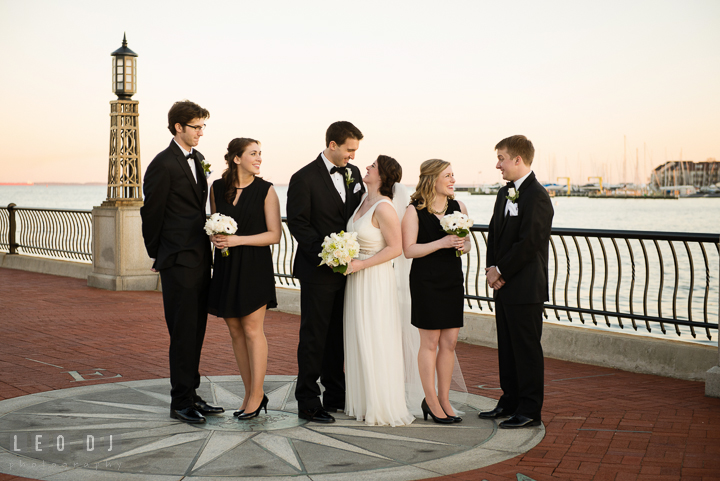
[141,100,223,424]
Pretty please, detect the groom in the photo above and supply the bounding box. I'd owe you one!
[141,100,223,424]
[481,135,553,428]
[287,121,365,423]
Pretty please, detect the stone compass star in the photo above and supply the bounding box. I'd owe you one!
[0,375,543,480]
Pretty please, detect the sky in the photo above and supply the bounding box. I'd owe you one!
[1,0,718,187]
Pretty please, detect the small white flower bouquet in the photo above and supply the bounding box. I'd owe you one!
[204,213,238,257]
[440,212,474,257]
[318,231,359,274]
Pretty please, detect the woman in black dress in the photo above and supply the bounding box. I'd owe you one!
[401,159,470,424]
[207,138,281,420]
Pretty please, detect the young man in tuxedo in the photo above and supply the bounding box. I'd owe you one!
[480,135,553,428]
[140,100,223,424]
[287,121,365,423]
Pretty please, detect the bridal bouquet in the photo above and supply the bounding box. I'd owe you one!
[318,231,359,274]
[440,212,474,257]
[204,213,238,257]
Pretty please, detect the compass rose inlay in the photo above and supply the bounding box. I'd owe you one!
[0,375,544,480]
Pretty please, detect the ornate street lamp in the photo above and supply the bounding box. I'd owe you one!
[111,33,138,100]
[103,33,142,205]
[89,34,156,291]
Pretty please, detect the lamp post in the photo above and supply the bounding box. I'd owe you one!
[103,33,142,206]
[88,34,157,291]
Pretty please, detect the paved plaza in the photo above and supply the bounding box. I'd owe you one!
[1,268,719,480]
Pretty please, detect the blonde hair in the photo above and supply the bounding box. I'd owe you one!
[410,159,453,210]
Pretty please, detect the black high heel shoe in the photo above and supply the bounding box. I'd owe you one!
[442,407,462,423]
[421,398,454,424]
[237,394,268,420]
[232,409,245,417]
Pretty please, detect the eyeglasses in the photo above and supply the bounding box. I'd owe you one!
[183,123,206,131]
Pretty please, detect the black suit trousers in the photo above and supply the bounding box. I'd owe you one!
[494,299,544,420]
[159,255,211,410]
[295,279,346,411]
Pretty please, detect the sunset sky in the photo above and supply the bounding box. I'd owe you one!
[1,0,718,187]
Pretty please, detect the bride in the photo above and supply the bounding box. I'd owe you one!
[343,155,415,426]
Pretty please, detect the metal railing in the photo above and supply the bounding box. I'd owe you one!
[0,204,93,263]
[1,205,716,342]
[273,219,719,342]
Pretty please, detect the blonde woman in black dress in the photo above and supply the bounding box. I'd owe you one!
[207,138,281,420]
[401,159,470,424]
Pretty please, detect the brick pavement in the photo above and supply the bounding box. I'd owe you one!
[1,267,719,481]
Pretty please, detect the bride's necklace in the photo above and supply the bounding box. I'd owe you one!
[427,197,448,215]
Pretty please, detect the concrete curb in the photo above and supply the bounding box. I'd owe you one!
[460,310,716,382]
[0,253,92,280]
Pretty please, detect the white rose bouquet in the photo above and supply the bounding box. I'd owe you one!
[318,231,360,274]
[440,212,474,257]
[204,213,238,257]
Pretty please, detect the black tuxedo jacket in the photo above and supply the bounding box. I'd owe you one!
[287,155,365,284]
[141,140,211,270]
[486,172,554,304]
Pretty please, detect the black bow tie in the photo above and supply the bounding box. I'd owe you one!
[186,152,197,161]
[506,181,515,189]
[330,166,347,175]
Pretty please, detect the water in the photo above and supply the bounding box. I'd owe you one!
[0,185,108,210]
[2,185,718,233]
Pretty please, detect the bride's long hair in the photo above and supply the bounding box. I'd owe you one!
[410,159,454,210]
[377,155,402,199]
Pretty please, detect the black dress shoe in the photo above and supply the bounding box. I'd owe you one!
[170,407,206,424]
[499,414,541,429]
[478,406,512,419]
[194,400,224,415]
[298,407,336,423]
[421,399,454,424]
[238,394,269,420]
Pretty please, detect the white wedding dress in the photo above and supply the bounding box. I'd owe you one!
[343,196,415,426]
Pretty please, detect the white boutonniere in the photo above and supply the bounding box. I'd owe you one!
[506,187,520,203]
[199,159,212,179]
[344,169,354,187]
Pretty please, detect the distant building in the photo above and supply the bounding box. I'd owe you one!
[650,160,719,190]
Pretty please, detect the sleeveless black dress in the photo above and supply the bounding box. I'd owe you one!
[207,178,278,318]
[409,199,464,329]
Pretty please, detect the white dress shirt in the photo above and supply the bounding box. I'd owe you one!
[174,139,197,182]
[504,170,532,217]
[321,152,346,202]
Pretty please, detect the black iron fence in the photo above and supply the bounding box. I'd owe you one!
[464,227,719,341]
[0,204,92,263]
[1,205,717,342]
[271,220,719,342]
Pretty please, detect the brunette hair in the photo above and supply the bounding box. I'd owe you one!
[495,135,535,165]
[325,121,363,147]
[410,159,453,210]
[167,100,210,135]
[376,155,402,199]
[221,138,260,205]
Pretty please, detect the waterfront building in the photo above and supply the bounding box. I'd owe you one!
[650,160,720,191]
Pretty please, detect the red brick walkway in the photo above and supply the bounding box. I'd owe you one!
[1,268,719,481]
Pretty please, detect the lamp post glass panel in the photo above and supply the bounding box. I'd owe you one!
[111,34,137,100]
